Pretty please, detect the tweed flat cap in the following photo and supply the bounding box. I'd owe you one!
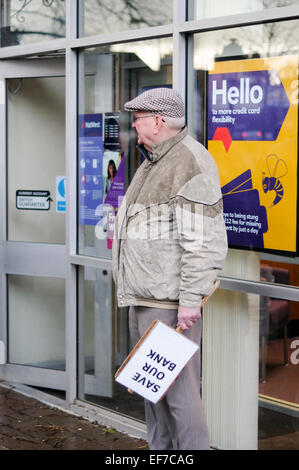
[124,87,185,118]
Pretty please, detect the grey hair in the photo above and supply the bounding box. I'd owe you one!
[161,115,185,130]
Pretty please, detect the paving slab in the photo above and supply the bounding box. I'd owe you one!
[0,385,148,451]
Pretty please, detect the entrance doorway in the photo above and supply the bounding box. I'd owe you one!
[0,57,67,391]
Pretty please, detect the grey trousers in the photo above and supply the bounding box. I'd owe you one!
[129,305,210,450]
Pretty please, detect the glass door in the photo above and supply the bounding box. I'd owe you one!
[0,57,67,392]
[76,41,173,421]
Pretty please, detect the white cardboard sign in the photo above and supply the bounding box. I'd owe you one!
[115,320,199,404]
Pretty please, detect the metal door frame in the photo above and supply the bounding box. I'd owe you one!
[0,57,67,391]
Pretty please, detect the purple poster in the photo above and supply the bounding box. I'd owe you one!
[78,114,104,226]
[103,152,126,247]
[104,153,125,208]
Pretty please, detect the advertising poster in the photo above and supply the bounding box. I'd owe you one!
[79,112,125,249]
[78,113,104,226]
[103,149,126,249]
[208,56,298,254]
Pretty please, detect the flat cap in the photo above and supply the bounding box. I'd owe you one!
[124,87,185,118]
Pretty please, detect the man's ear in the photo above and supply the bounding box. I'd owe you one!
[153,115,163,135]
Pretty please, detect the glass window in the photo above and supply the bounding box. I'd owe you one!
[188,19,299,287]
[77,38,173,258]
[78,0,173,37]
[0,0,66,47]
[258,293,299,449]
[204,286,298,449]
[188,0,299,20]
[7,75,65,244]
[77,266,145,422]
[8,275,66,370]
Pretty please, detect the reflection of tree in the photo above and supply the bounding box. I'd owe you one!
[11,0,58,23]
[220,23,299,60]
[5,0,299,53]
[214,0,299,61]
[2,0,66,45]
[91,0,157,27]
[83,0,172,35]
[262,0,299,57]
[2,0,172,45]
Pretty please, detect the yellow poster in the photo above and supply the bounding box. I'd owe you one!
[208,56,298,254]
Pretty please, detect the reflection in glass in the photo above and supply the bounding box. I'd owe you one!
[258,295,299,450]
[191,20,299,74]
[78,267,145,422]
[78,39,172,258]
[8,275,66,370]
[189,20,299,284]
[189,0,299,20]
[0,0,66,47]
[188,23,299,449]
[79,0,173,37]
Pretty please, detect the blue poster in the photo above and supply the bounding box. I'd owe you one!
[78,114,104,226]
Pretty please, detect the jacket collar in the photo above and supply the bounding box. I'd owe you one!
[148,126,188,163]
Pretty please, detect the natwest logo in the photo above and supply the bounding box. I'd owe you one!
[79,113,102,137]
[82,121,101,128]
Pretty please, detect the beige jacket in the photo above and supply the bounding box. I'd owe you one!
[112,127,228,309]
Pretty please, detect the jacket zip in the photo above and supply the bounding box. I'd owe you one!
[117,161,155,269]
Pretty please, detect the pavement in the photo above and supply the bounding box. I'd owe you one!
[0,383,148,451]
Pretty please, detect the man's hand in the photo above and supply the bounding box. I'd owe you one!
[177,306,202,331]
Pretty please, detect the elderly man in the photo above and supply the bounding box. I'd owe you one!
[112,87,227,450]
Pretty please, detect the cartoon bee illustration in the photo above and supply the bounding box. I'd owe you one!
[262,154,288,208]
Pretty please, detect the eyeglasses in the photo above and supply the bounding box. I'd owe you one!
[132,114,166,124]
[132,114,155,123]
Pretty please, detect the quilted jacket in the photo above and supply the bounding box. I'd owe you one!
[112,127,228,309]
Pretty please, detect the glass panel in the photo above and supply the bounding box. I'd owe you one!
[79,0,173,37]
[7,75,66,243]
[259,295,299,450]
[188,0,299,20]
[8,275,66,370]
[78,266,145,421]
[78,267,299,444]
[188,19,299,286]
[0,0,66,47]
[205,286,298,449]
[78,39,173,258]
